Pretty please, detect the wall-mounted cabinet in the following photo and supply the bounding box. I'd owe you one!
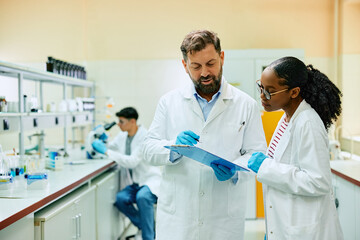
[0,112,93,133]
[0,114,20,132]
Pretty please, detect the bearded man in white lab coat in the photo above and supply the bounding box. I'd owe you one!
[143,30,267,240]
[92,107,161,240]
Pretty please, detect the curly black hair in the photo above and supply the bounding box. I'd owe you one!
[269,56,342,130]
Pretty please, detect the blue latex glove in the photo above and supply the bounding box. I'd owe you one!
[175,130,199,146]
[92,139,107,154]
[248,152,268,173]
[210,159,236,181]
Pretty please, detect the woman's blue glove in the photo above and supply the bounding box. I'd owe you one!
[175,130,199,146]
[92,139,107,154]
[210,160,236,181]
[248,152,268,173]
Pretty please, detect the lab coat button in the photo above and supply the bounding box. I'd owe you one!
[198,221,203,226]
[199,191,204,196]
[270,231,273,234]
[269,205,272,208]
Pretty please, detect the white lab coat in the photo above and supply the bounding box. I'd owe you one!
[257,100,343,240]
[107,125,162,197]
[143,79,267,240]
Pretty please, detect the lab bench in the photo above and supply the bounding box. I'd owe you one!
[0,153,126,240]
[331,160,360,240]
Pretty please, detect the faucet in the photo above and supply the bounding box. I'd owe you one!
[27,132,46,159]
[335,125,353,160]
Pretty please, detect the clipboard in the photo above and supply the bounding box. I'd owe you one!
[164,145,250,172]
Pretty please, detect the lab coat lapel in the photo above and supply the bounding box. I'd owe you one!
[204,97,226,125]
[271,100,308,161]
[181,83,205,122]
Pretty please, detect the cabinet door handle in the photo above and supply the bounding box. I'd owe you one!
[72,215,78,239]
[78,213,82,238]
[76,214,80,239]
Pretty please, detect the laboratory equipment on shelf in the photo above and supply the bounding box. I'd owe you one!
[0,60,95,159]
[0,96,8,112]
[46,56,87,80]
[85,121,116,159]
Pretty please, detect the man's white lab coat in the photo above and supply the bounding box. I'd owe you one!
[143,80,267,240]
[107,125,161,196]
[257,100,343,240]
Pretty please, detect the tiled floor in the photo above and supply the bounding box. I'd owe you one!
[121,219,266,240]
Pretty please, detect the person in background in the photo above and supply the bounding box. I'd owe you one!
[142,30,267,240]
[92,107,161,240]
[248,57,344,240]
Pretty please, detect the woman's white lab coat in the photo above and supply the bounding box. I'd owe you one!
[107,125,161,196]
[143,80,267,240]
[257,100,343,240]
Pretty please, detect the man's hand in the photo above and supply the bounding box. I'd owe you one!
[210,160,236,181]
[175,130,199,146]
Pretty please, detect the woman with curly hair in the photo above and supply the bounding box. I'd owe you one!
[247,56,344,240]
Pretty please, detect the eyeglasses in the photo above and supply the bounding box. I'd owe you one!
[118,119,129,125]
[256,80,289,100]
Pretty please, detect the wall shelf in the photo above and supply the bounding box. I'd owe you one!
[0,60,95,155]
[0,60,93,87]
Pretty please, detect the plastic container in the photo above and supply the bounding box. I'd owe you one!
[0,175,13,190]
[0,154,13,190]
[26,172,48,190]
[26,155,45,174]
[25,155,47,189]
[46,156,64,171]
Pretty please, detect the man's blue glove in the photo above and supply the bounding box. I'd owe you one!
[175,130,199,146]
[92,139,107,154]
[99,133,108,141]
[248,152,268,173]
[210,160,236,181]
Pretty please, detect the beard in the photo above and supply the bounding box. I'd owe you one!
[191,67,222,95]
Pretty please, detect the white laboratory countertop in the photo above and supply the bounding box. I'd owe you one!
[0,151,116,230]
[330,159,360,187]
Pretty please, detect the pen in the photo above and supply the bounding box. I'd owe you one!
[238,121,245,132]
